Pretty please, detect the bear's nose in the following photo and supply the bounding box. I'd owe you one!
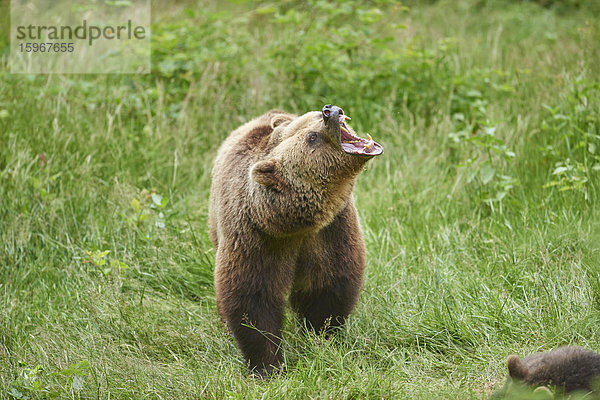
[322,104,344,123]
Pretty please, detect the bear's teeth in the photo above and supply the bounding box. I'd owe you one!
[342,140,361,144]
[340,126,349,134]
[344,115,351,121]
[364,134,374,150]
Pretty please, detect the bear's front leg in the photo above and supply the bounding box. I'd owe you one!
[291,202,366,334]
[290,275,361,334]
[214,245,294,377]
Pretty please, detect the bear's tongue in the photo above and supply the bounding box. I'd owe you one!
[338,115,383,156]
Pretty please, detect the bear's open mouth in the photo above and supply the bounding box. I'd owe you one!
[339,114,384,156]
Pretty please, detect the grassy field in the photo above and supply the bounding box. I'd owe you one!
[1,0,600,398]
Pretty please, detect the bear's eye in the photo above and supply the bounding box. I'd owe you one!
[307,132,319,143]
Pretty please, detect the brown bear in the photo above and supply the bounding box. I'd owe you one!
[499,347,600,396]
[208,105,383,377]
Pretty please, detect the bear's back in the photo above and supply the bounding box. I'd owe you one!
[213,110,295,170]
[208,110,296,247]
[524,347,600,392]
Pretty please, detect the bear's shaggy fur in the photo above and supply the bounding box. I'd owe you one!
[208,106,382,376]
[506,346,600,394]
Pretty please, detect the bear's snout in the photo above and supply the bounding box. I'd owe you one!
[322,104,344,124]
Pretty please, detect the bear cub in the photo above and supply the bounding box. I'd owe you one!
[501,346,600,397]
[208,105,383,377]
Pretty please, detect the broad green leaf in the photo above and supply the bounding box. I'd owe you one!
[480,164,496,185]
[152,193,163,207]
[552,166,568,175]
[72,375,84,391]
[130,198,141,212]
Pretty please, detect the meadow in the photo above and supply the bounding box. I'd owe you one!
[1,0,600,398]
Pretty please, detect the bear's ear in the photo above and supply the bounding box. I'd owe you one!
[507,355,528,380]
[251,159,280,187]
[270,115,292,129]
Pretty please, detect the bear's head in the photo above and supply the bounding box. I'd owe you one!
[250,105,383,234]
[251,105,383,187]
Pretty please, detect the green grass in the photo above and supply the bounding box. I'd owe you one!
[1,0,600,398]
